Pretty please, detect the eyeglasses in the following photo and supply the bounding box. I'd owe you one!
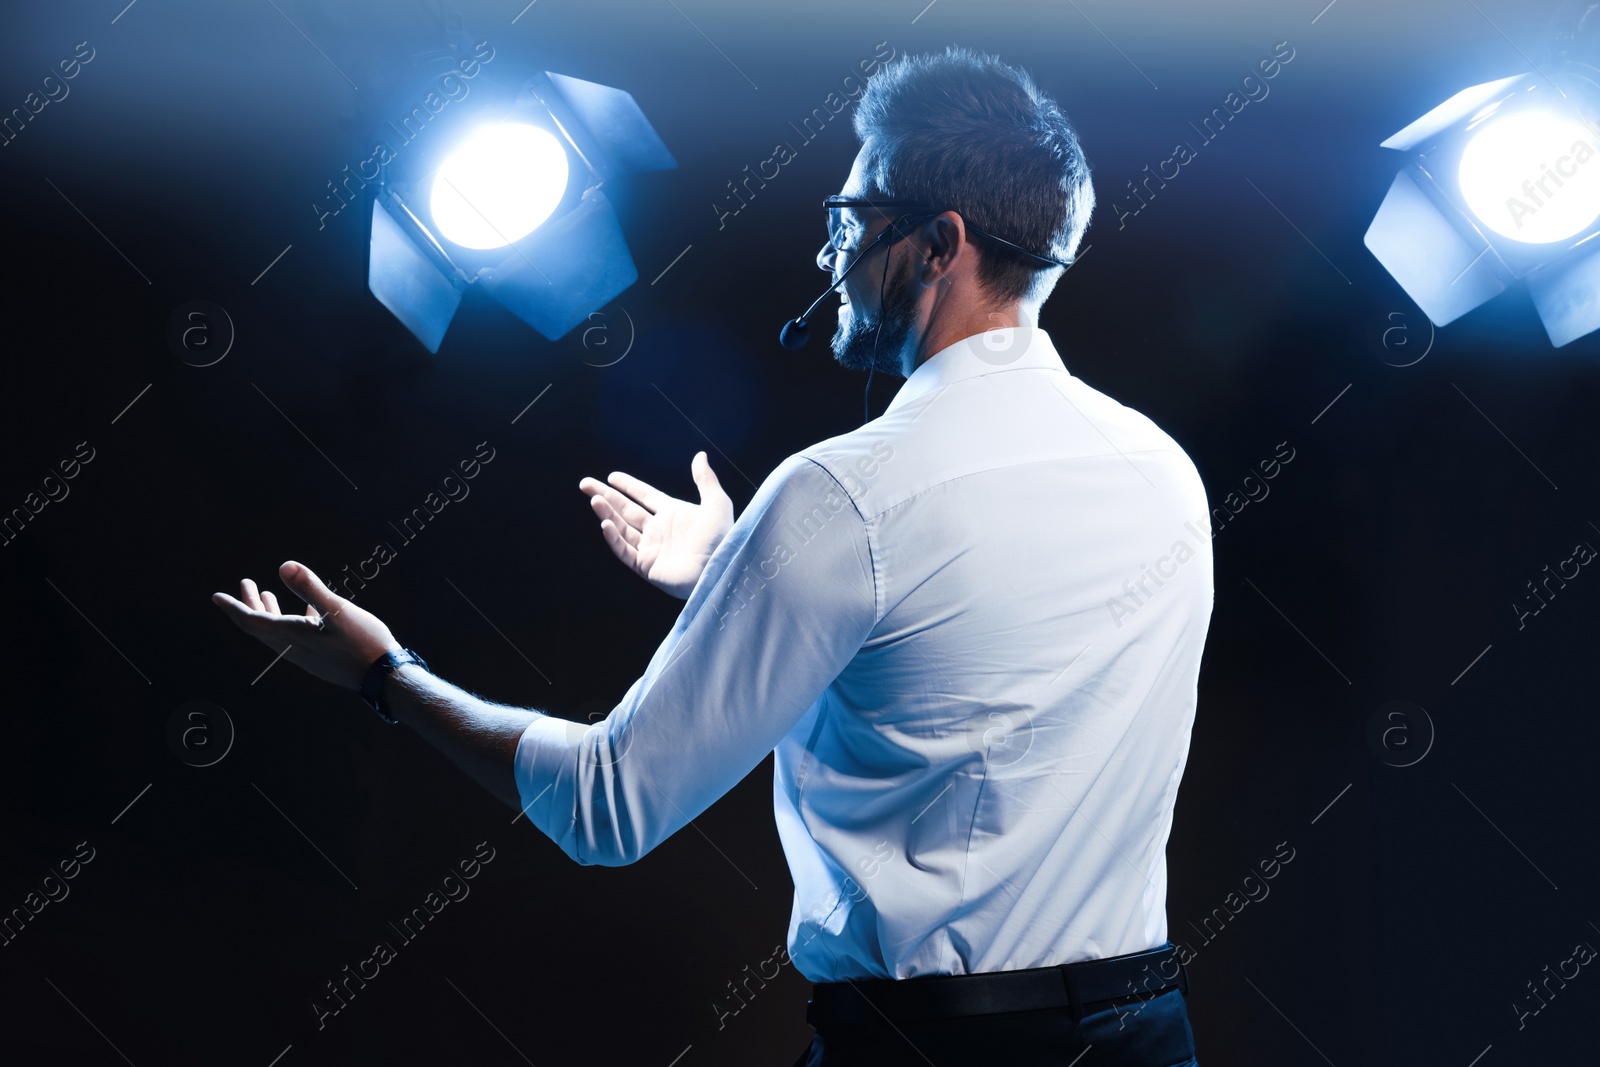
[825,194,934,259]
[819,194,1073,272]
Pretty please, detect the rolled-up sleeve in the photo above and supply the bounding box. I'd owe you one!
[513,453,878,866]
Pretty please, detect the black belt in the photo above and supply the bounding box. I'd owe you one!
[806,942,1188,1030]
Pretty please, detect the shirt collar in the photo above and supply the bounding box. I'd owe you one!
[881,326,1067,417]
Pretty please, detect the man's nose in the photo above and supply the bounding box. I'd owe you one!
[816,239,840,274]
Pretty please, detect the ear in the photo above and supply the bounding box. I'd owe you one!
[917,211,966,285]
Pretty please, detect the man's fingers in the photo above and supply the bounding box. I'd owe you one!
[240,578,263,611]
[598,519,641,570]
[212,592,294,638]
[213,590,266,623]
[261,590,280,615]
[212,590,251,623]
[278,560,343,615]
[589,495,642,548]
[603,470,666,514]
[691,452,732,511]
[691,451,724,496]
[214,588,323,639]
[583,478,653,530]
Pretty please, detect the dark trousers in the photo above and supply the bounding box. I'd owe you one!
[790,984,1199,1066]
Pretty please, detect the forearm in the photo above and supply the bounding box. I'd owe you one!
[384,663,545,812]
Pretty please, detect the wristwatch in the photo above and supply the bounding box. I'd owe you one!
[359,648,429,724]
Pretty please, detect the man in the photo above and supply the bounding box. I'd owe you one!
[214,46,1212,1066]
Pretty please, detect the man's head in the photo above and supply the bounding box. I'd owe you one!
[824,46,1095,376]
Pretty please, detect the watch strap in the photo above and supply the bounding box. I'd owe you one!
[360,648,428,724]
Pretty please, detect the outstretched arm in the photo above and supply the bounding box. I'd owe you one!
[213,453,876,866]
[212,561,541,812]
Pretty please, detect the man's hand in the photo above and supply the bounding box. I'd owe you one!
[579,451,734,599]
[211,561,401,690]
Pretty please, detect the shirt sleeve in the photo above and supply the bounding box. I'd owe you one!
[512,453,878,866]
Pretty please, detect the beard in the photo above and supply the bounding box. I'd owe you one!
[829,254,916,375]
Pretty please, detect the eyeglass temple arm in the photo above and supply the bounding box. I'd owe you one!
[963,223,1073,269]
[830,199,1072,269]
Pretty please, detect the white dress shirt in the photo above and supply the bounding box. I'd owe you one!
[514,325,1214,982]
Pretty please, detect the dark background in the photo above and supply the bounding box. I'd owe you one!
[1,0,1597,1063]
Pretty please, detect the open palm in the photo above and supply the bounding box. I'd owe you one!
[579,451,735,599]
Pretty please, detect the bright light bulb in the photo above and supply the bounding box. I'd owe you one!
[430,123,569,250]
[1458,110,1600,244]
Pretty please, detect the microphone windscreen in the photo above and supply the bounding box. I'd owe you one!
[779,319,810,350]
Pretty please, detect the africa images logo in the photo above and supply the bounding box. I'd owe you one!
[961,701,1035,768]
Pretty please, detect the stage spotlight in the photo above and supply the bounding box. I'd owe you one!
[1364,53,1600,347]
[366,44,675,353]
[429,123,570,250]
